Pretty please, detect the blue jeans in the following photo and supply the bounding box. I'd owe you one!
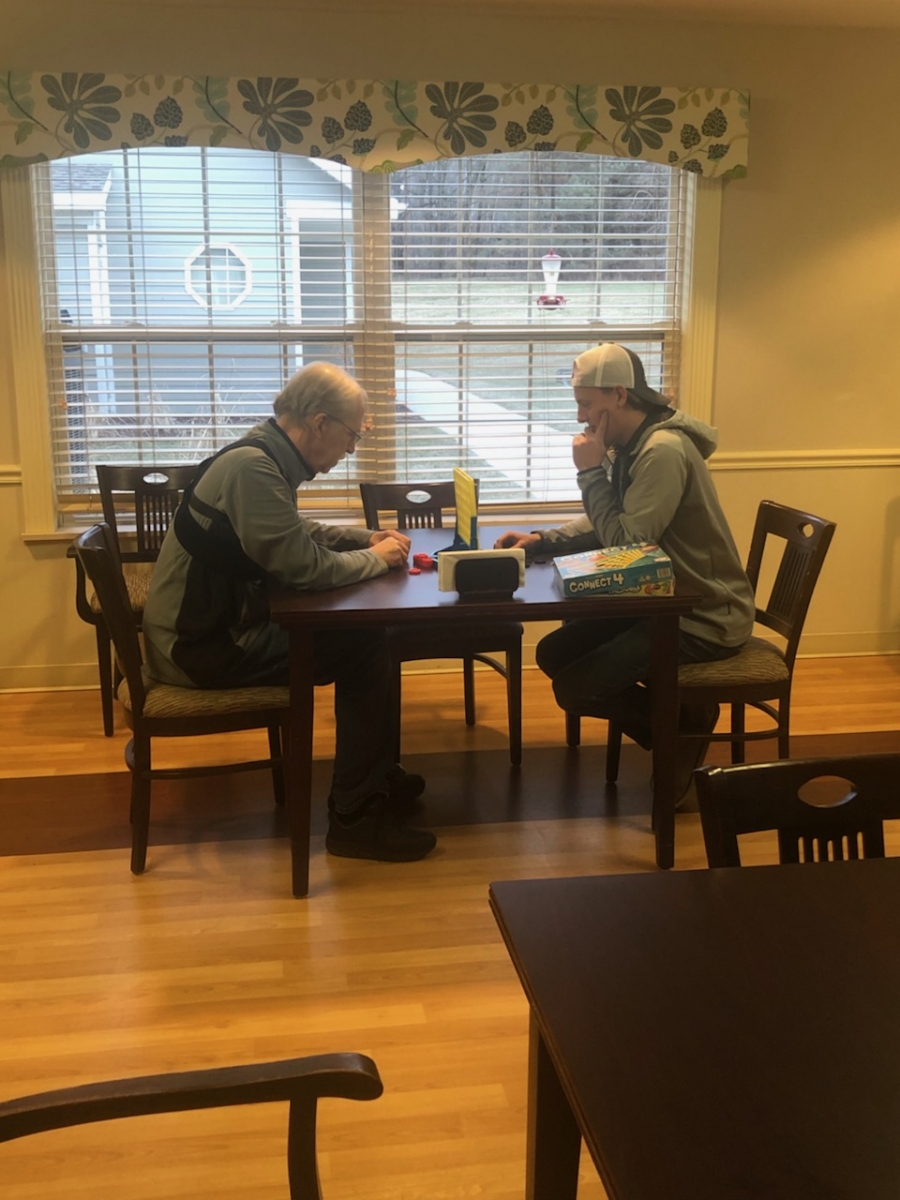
[535,617,738,749]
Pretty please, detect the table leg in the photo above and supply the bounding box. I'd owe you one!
[650,610,680,870]
[286,631,315,898]
[526,1011,581,1200]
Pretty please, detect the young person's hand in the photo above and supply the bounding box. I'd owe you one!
[572,410,610,472]
[494,531,542,551]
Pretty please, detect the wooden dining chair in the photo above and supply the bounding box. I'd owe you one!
[360,480,524,765]
[70,463,197,737]
[74,523,290,876]
[0,1054,383,1199]
[566,500,837,781]
[695,753,900,867]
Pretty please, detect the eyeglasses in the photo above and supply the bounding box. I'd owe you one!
[328,415,365,446]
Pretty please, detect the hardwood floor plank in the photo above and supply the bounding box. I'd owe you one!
[0,659,898,1199]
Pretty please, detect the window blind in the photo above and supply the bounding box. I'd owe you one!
[33,146,692,516]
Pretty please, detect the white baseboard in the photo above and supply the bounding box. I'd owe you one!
[2,639,897,694]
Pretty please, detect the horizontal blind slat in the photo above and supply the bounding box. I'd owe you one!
[35,147,691,509]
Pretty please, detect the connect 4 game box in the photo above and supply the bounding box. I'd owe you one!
[553,542,674,598]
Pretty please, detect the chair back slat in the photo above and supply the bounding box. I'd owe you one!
[747,500,836,654]
[74,523,147,717]
[360,480,477,532]
[96,464,196,560]
[696,754,900,868]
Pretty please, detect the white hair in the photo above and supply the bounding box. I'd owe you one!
[273,362,366,425]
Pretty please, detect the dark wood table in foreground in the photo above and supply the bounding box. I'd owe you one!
[270,528,696,896]
[490,861,900,1200]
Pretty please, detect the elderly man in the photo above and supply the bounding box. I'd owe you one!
[143,362,436,862]
[496,342,754,801]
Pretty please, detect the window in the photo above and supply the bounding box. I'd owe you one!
[29,146,697,517]
[185,244,251,309]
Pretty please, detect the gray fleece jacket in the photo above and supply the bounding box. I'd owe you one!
[143,418,386,687]
[534,410,754,648]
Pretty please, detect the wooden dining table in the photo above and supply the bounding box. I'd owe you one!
[269,527,697,896]
[490,859,900,1200]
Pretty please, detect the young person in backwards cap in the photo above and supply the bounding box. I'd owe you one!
[495,342,754,802]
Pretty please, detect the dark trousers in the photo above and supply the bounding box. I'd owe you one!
[536,617,738,748]
[222,622,396,814]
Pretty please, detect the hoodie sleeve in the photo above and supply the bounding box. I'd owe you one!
[220,452,388,590]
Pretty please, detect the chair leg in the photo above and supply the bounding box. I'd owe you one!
[565,712,581,747]
[778,697,790,759]
[129,736,152,875]
[731,703,746,764]
[269,722,286,807]
[463,655,476,726]
[606,722,622,783]
[506,643,523,767]
[392,658,403,763]
[94,620,116,738]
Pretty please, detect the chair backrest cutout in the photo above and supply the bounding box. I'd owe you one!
[744,500,835,665]
[695,753,900,868]
[96,464,196,559]
[360,480,478,531]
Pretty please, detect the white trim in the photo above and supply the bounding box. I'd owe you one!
[710,448,900,471]
[0,168,58,533]
[184,241,253,310]
[678,176,721,425]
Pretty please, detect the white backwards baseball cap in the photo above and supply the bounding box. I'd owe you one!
[570,343,670,408]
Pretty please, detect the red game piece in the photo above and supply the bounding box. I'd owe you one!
[408,567,421,575]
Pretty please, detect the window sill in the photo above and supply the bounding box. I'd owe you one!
[24,504,583,546]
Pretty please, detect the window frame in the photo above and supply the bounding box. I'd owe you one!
[3,162,722,539]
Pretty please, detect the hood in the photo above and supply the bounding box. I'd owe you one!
[633,409,719,461]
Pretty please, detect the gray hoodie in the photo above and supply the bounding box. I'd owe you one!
[535,410,754,648]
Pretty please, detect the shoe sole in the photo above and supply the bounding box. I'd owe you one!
[325,836,436,863]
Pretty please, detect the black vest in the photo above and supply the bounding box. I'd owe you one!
[173,436,282,582]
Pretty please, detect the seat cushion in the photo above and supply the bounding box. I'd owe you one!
[117,676,289,718]
[89,563,155,616]
[677,636,789,688]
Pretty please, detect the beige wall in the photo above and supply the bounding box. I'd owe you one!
[2,5,899,689]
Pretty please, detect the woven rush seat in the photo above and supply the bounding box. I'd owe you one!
[677,636,789,688]
[89,563,155,615]
[118,676,289,719]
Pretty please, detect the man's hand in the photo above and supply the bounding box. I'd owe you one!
[494,531,542,551]
[369,534,409,569]
[572,410,610,472]
[370,529,411,556]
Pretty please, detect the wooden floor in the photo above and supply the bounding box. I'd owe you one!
[1,657,899,1199]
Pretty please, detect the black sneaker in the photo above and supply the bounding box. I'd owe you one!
[325,794,437,862]
[386,764,426,815]
[327,766,427,822]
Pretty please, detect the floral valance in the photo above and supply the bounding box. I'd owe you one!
[0,73,749,179]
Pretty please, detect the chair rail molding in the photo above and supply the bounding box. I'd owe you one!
[710,448,900,471]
